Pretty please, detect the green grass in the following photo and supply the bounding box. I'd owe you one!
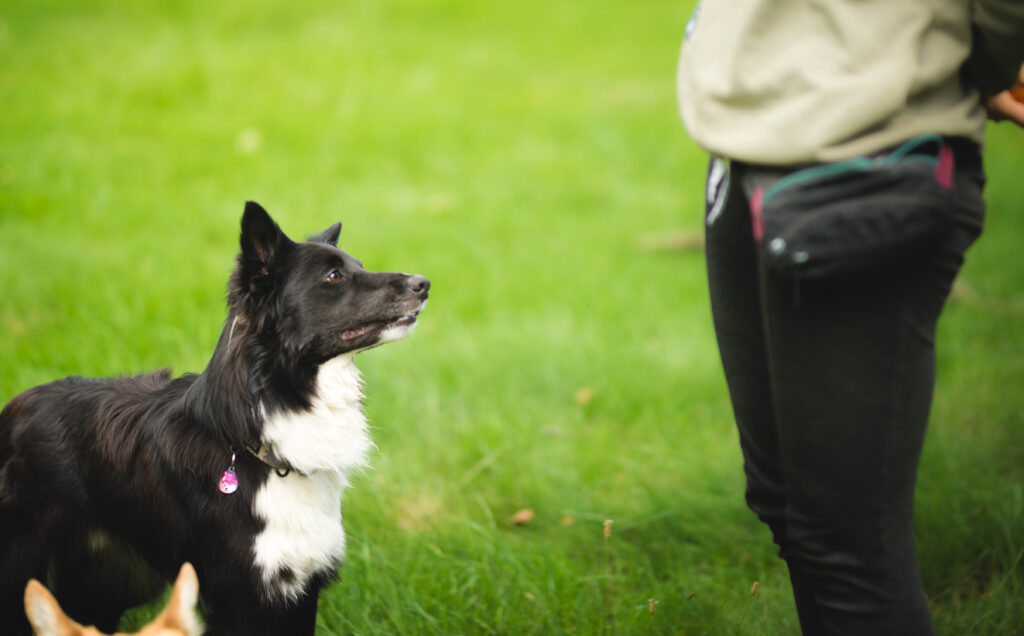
[2,1,1023,634]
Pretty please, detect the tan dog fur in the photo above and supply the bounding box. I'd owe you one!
[23,563,201,636]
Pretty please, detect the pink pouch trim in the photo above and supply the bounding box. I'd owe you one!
[935,144,955,192]
[750,186,764,243]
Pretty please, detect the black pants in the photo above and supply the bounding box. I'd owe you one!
[703,146,984,635]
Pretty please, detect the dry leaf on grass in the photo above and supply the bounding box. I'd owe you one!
[636,230,705,252]
[511,508,535,525]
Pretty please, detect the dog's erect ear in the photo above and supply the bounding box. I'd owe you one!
[310,222,342,247]
[24,579,76,636]
[148,562,202,636]
[240,201,292,271]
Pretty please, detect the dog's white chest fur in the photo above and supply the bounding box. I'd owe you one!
[251,355,372,602]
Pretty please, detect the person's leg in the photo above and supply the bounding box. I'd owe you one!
[754,162,984,635]
[703,159,827,633]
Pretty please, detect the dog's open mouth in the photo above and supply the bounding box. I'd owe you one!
[341,313,419,341]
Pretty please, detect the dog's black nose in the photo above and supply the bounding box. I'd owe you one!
[407,275,430,295]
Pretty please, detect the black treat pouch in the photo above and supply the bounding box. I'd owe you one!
[750,135,957,280]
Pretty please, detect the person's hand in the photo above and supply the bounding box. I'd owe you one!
[985,63,1024,128]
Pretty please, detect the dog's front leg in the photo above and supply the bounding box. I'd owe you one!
[283,589,320,636]
[202,589,320,636]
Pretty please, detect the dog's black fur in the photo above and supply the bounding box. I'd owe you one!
[0,202,429,635]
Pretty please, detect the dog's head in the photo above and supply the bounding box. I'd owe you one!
[228,201,430,364]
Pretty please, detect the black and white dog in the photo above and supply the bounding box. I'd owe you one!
[0,202,429,635]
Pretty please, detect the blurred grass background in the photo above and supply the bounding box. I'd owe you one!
[1,1,1022,633]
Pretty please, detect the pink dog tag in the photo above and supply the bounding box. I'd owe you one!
[219,469,238,494]
[219,453,238,494]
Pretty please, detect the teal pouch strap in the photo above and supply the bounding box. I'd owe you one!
[762,134,945,207]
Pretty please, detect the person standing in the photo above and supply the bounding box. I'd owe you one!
[677,1,1024,634]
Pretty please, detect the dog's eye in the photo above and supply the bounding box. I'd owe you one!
[325,269,345,283]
